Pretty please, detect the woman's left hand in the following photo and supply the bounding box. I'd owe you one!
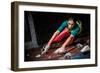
[54,47,65,54]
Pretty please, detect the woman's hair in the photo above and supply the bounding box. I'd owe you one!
[68,17,78,22]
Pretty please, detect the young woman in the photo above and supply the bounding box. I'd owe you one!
[42,17,81,54]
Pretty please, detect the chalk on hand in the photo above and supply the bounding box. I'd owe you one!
[35,54,41,58]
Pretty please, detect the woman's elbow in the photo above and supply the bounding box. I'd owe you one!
[54,30,60,35]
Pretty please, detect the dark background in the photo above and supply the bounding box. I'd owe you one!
[24,11,90,47]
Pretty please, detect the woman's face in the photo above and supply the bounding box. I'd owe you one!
[68,20,75,30]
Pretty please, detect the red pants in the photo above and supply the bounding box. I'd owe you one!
[53,28,70,42]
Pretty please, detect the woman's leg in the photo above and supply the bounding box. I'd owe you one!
[53,28,70,42]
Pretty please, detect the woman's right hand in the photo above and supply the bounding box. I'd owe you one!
[41,45,50,54]
[41,30,60,55]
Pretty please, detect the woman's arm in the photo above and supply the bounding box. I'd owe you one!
[62,35,74,48]
[41,30,60,54]
[47,20,67,46]
[54,35,74,54]
[47,30,60,46]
